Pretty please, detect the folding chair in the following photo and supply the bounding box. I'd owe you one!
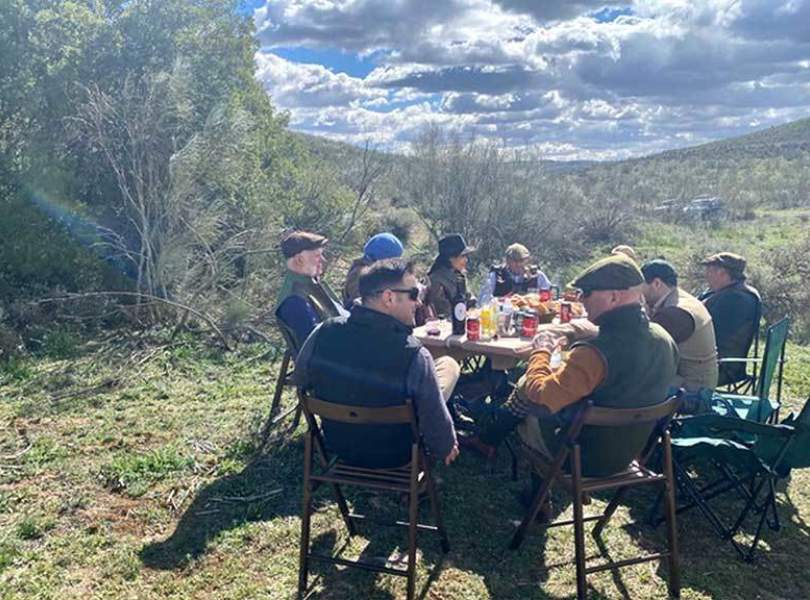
[711,318,789,423]
[510,395,682,600]
[668,396,810,562]
[718,301,762,395]
[259,319,303,442]
[298,392,450,600]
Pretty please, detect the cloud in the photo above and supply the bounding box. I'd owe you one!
[252,0,810,159]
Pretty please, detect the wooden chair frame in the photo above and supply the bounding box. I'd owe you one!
[298,391,450,600]
[260,320,303,442]
[510,396,682,600]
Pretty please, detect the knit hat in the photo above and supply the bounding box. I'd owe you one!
[363,233,404,262]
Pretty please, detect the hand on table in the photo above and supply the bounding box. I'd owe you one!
[531,331,566,354]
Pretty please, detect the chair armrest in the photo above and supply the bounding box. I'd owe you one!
[674,414,794,439]
[717,357,762,364]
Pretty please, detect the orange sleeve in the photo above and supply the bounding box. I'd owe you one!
[517,345,606,414]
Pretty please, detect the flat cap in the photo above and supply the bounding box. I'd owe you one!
[505,243,531,261]
[611,245,638,262]
[570,254,644,293]
[640,259,678,285]
[280,230,327,258]
[701,252,746,276]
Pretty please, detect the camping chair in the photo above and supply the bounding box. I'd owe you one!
[509,395,682,600]
[711,318,789,423]
[667,396,810,562]
[298,392,450,600]
[259,319,303,442]
[719,301,762,395]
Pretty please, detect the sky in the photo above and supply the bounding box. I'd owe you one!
[250,0,810,160]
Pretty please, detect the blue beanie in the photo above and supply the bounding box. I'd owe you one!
[363,233,404,262]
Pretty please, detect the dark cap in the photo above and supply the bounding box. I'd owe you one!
[570,254,644,293]
[640,259,678,286]
[280,230,328,258]
[438,234,475,258]
[701,252,746,277]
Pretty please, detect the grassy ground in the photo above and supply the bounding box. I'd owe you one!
[2,332,810,599]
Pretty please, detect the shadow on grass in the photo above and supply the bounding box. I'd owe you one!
[140,437,305,570]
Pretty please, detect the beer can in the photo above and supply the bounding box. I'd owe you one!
[539,289,551,302]
[521,311,538,338]
[466,315,481,341]
[559,301,572,323]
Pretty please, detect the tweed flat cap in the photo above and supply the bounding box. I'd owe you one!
[280,230,327,258]
[701,252,746,276]
[505,243,531,261]
[570,254,644,293]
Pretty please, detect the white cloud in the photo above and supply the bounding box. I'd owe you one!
[253,0,810,159]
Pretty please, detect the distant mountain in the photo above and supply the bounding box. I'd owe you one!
[637,117,810,163]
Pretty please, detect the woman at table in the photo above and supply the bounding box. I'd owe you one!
[426,233,475,318]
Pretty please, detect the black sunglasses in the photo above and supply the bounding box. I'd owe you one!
[370,287,421,301]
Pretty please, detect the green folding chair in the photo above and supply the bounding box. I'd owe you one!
[710,318,789,423]
[667,395,810,562]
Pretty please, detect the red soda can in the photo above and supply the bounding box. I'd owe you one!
[539,289,551,302]
[521,311,538,338]
[466,316,481,341]
[559,301,572,323]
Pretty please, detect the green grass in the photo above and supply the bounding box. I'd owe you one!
[2,331,810,599]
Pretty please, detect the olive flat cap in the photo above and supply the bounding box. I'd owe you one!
[570,254,644,293]
[505,243,531,261]
[701,252,746,276]
[280,230,327,258]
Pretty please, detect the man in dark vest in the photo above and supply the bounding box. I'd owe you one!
[478,243,552,303]
[275,230,347,350]
[698,252,761,387]
[294,259,460,468]
[469,255,679,477]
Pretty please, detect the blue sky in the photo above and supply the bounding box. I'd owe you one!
[251,1,810,160]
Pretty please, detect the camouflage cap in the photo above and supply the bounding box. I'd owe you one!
[505,243,531,261]
[570,254,644,293]
[701,252,746,277]
[280,230,328,258]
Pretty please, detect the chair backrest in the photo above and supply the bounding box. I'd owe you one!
[755,317,789,401]
[303,393,415,427]
[300,391,421,465]
[276,316,302,357]
[568,394,681,477]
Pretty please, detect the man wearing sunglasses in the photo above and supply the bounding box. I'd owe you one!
[295,259,460,469]
[470,254,678,478]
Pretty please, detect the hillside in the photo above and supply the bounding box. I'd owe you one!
[636,117,810,163]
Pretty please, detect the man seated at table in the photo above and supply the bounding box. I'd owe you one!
[342,232,404,308]
[275,230,347,350]
[641,259,718,411]
[698,252,761,387]
[479,243,552,304]
[469,255,678,478]
[295,258,460,468]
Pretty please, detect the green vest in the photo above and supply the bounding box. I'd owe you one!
[426,264,466,318]
[567,304,679,476]
[276,270,342,323]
